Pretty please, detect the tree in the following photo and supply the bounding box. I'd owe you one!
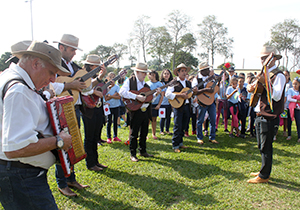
[166,10,190,70]
[171,50,198,71]
[85,45,114,63]
[198,15,234,66]
[112,43,128,69]
[147,26,172,70]
[0,52,12,71]
[265,19,300,70]
[179,33,197,53]
[131,15,152,63]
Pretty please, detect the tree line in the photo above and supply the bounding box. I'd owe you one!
[0,11,299,72]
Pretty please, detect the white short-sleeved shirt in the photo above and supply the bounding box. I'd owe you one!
[0,64,56,169]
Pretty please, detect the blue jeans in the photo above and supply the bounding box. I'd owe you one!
[197,103,216,140]
[0,163,58,210]
[172,105,190,149]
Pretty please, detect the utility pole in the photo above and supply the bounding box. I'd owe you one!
[25,0,34,40]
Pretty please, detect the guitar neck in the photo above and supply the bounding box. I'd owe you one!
[80,60,111,82]
[100,75,121,92]
[144,83,170,97]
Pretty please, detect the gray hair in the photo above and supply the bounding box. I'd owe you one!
[19,54,46,68]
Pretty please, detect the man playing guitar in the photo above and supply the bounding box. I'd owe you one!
[119,62,160,162]
[165,63,192,153]
[246,46,285,184]
[192,62,218,145]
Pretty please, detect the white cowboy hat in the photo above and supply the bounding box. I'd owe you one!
[53,34,82,51]
[13,41,71,76]
[131,62,151,73]
[198,61,212,71]
[260,46,282,60]
[82,54,101,65]
[173,63,190,76]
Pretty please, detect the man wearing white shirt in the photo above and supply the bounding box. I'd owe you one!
[53,34,89,197]
[247,46,285,184]
[0,41,72,209]
[165,63,192,153]
[119,63,159,162]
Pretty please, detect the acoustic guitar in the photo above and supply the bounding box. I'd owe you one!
[169,75,215,108]
[197,70,224,106]
[56,55,118,103]
[249,53,274,107]
[123,80,177,111]
[81,69,127,108]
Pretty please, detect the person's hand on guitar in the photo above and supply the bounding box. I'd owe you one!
[177,92,189,99]
[67,78,87,91]
[93,89,103,98]
[97,64,107,81]
[58,131,72,151]
[204,87,214,93]
[257,72,266,85]
[136,95,146,102]
[155,88,162,96]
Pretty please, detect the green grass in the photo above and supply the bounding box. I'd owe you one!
[3,116,298,210]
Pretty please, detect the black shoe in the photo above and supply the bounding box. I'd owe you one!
[239,134,246,139]
[224,129,229,133]
[139,152,154,157]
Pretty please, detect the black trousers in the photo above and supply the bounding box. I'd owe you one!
[255,116,279,179]
[82,107,104,168]
[129,109,149,156]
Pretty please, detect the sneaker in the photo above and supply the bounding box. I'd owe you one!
[224,129,229,133]
[286,136,292,140]
[184,131,190,137]
[283,131,287,137]
[124,140,130,145]
[229,133,235,138]
[209,139,219,144]
[107,138,112,144]
[113,137,122,142]
[118,125,121,129]
[273,136,276,141]
[192,130,196,135]
[123,123,128,127]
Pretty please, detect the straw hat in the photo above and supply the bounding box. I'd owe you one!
[260,46,282,60]
[198,61,211,71]
[13,41,71,76]
[53,34,82,51]
[131,62,151,73]
[173,63,190,76]
[82,54,101,65]
[5,40,32,63]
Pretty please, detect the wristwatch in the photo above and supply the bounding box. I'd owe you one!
[56,135,64,149]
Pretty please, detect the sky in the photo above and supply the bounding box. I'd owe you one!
[0,0,299,70]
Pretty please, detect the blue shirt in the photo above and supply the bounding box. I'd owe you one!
[146,81,163,105]
[159,81,169,105]
[105,84,120,108]
[286,87,299,107]
[226,86,239,104]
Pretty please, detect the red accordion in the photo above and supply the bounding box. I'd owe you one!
[46,96,86,177]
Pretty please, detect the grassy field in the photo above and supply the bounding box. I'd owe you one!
[1,71,299,210]
[8,116,297,210]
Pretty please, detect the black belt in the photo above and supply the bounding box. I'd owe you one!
[0,159,44,170]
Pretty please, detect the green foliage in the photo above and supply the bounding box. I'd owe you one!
[217,62,235,69]
[171,51,199,70]
[0,52,12,71]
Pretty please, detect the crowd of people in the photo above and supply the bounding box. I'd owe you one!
[0,33,297,209]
